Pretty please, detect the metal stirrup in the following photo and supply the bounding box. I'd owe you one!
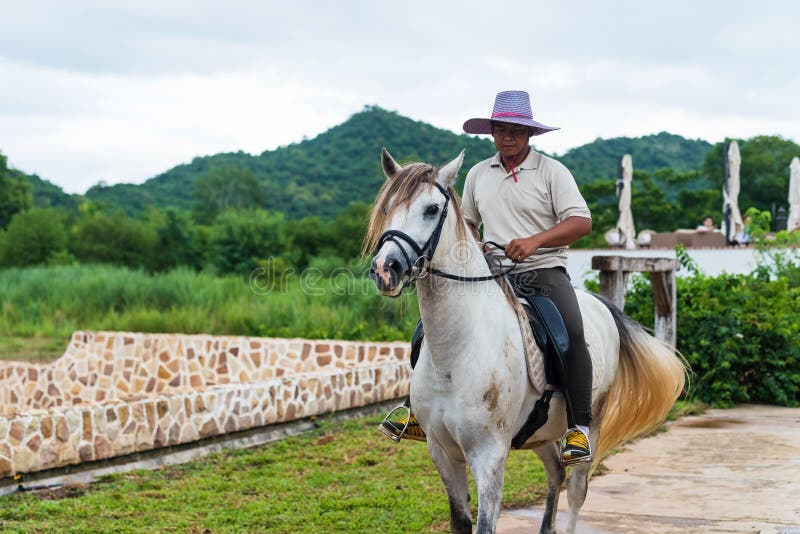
[378,403,412,443]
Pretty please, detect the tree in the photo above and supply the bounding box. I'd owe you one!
[152,208,200,271]
[328,202,371,260]
[675,189,719,229]
[286,216,331,270]
[703,136,800,213]
[209,209,291,275]
[0,208,67,266]
[192,166,266,223]
[70,211,158,269]
[0,151,33,229]
[575,166,722,247]
[629,171,679,232]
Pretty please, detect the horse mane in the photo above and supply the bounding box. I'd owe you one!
[484,254,521,302]
[362,162,467,255]
[363,160,523,314]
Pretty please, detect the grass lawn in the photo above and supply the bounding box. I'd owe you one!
[0,415,550,533]
[0,336,68,363]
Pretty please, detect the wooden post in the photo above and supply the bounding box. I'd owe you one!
[591,255,680,347]
[597,259,630,310]
[650,270,677,347]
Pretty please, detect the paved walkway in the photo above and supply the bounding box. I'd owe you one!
[497,405,800,533]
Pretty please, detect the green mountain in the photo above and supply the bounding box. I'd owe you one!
[15,107,714,219]
[85,107,495,219]
[558,131,713,184]
[7,168,78,210]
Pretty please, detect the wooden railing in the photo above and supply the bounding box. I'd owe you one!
[592,255,680,347]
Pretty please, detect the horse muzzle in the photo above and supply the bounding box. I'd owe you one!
[369,251,412,296]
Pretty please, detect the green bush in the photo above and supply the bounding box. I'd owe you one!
[623,252,800,407]
[0,208,67,266]
[152,208,201,271]
[0,151,33,229]
[209,209,292,275]
[70,211,158,269]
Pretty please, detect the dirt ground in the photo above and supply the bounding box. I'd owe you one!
[497,405,800,533]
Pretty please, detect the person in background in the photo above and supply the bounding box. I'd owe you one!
[696,216,716,233]
[733,216,752,246]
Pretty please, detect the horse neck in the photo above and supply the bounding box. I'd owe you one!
[416,215,509,355]
[430,213,488,272]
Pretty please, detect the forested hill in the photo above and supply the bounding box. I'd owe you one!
[8,168,78,210]
[81,107,714,218]
[84,107,495,219]
[559,132,712,184]
[17,107,712,219]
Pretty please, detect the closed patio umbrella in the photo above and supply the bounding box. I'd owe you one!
[788,157,800,232]
[616,154,636,249]
[722,141,745,243]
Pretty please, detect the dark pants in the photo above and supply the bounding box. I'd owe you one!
[509,267,593,427]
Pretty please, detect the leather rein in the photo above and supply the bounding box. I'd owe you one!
[375,182,517,285]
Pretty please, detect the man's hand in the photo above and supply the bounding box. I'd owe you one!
[505,236,542,262]
[505,217,592,261]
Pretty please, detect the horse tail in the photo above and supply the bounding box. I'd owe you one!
[595,297,688,464]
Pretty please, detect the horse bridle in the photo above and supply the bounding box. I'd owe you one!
[374,182,517,286]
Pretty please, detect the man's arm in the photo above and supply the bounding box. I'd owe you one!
[504,216,592,262]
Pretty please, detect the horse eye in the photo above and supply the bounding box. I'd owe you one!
[424,204,440,216]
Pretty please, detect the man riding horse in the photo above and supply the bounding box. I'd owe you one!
[379,90,594,466]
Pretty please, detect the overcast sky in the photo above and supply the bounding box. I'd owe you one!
[2,1,799,194]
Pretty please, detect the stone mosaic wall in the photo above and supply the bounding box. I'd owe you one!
[0,332,411,478]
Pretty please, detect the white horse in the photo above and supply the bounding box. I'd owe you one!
[365,149,687,534]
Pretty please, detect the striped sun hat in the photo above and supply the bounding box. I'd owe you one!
[463,90,559,136]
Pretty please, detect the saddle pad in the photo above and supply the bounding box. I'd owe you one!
[584,320,607,390]
[515,298,606,393]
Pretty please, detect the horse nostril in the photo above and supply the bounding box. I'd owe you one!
[386,258,402,275]
[370,256,406,290]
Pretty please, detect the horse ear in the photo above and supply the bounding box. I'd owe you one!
[436,150,465,188]
[381,147,401,180]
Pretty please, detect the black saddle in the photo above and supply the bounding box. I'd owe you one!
[511,290,577,449]
[517,292,570,388]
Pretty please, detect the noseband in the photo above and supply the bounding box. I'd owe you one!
[375,182,515,286]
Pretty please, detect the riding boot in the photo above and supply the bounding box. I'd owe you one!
[561,425,592,465]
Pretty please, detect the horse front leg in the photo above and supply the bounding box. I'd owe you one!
[428,440,472,534]
[533,442,566,534]
[467,441,509,534]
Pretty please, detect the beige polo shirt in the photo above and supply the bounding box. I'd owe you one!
[461,148,591,271]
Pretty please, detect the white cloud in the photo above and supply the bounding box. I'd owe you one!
[1,1,799,193]
[1,60,362,192]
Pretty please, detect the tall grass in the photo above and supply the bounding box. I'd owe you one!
[0,265,420,342]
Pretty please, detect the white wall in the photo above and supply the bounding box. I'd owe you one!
[567,248,764,286]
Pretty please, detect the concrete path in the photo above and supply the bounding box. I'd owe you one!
[497,405,800,533]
